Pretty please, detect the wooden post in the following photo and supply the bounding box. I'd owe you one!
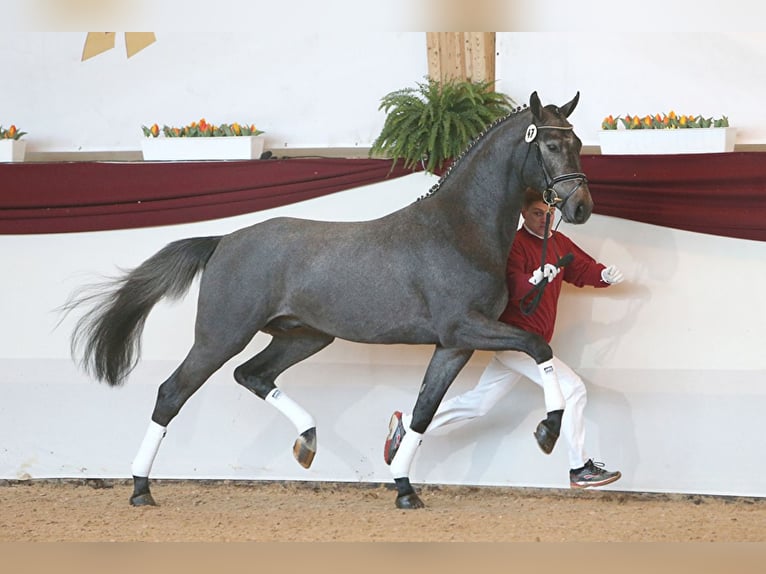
[426,33,495,85]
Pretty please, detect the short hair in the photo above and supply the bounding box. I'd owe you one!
[523,188,545,209]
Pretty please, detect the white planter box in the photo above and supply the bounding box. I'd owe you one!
[598,127,736,155]
[0,139,26,162]
[141,135,265,161]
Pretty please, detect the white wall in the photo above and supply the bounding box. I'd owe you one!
[2,32,766,153]
[0,31,427,152]
[495,33,766,146]
[2,172,765,497]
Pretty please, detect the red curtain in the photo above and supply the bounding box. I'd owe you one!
[0,158,414,234]
[581,152,766,242]
[1,153,765,241]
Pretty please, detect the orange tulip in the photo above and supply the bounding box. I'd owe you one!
[8,125,17,138]
[150,123,159,137]
[232,122,242,135]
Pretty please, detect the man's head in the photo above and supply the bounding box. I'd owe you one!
[521,188,555,237]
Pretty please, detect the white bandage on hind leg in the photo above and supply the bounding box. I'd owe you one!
[389,427,423,479]
[265,388,315,435]
[131,420,167,478]
[538,358,565,412]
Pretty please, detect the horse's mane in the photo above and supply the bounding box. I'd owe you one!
[415,103,530,202]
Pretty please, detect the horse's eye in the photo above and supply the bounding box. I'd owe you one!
[546,143,559,152]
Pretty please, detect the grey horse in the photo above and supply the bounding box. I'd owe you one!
[68,91,592,509]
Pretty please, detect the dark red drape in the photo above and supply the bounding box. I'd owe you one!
[0,158,415,234]
[1,153,765,241]
[582,152,766,242]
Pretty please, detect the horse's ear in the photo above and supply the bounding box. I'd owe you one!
[559,91,580,118]
[529,91,543,120]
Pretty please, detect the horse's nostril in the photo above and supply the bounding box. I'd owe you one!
[575,202,592,223]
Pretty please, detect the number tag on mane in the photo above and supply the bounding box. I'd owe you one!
[524,124,537,143]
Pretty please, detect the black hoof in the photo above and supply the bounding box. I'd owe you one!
[534,410,562,454]
[395,493,425,509]
[130,476,156,506]
[293,427,317,469]
[129,492,157,506]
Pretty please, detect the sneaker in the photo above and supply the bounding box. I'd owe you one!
[570,459,622,489]
[383,411,406,465]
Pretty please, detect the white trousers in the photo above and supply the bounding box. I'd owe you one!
[411,350,589,469]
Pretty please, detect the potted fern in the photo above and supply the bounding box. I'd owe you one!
[370,77,515,173]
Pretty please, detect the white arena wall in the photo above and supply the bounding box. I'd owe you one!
[2,172,765,497]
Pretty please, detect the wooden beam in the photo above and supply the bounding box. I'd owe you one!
[426,33,495,84]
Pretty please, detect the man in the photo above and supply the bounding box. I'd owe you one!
[384,188,624,489]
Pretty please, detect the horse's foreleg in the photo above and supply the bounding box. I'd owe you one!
[448,314,564,454]
[533,359,564,454]
[234,328,334,469]
[390,346,473,509]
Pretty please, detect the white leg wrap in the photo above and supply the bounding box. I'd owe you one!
[538,358,565,412]
[131,421,166,478]
[389,427,423,479]
[265,388,315,435]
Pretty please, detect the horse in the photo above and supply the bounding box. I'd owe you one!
[66,91,592,509]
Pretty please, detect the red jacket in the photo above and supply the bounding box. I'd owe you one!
[498,226,608,342]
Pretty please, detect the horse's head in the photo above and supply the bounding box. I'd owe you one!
[523,91,592,224]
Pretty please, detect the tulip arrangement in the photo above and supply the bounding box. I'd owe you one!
[602,111,729,130]
[142,118,263,138]
[0,124,26,140]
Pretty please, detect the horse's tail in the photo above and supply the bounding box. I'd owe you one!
[67,236,223,387]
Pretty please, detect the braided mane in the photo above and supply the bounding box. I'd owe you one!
[415,103,530,202]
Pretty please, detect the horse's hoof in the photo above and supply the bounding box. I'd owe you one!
[293,427,317,469]
[395,493,425,509]
[533,419,559,454]
[129,492,157,506]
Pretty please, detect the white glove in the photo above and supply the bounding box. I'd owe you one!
[529,263,560,285]
[601,265,624,285]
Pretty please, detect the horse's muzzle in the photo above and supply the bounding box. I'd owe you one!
[558,184,593,225]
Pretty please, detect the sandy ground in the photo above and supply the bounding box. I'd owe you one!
[2,479,766,542]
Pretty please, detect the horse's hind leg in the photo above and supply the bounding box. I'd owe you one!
[234,326,334,469]
[390,346,473,509]
[130,343,239,506]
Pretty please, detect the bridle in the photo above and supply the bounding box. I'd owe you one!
[523,123,588,212]
[519,122,588,316]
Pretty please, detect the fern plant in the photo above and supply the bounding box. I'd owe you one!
[370,77,515,174]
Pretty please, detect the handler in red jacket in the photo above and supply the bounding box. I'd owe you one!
[384,188,623,489]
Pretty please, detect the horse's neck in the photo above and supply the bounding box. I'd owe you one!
[425,128,526,256]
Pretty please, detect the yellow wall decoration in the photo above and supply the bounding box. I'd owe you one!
[426,33,495,85]
[82,32,156,61]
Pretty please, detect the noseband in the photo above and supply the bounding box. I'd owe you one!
[524,123,588,210]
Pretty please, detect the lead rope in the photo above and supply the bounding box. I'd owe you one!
[520,210,552,315]
[519,209,568,316]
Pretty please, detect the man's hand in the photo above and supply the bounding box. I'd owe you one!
[601,265,624,285]
[529,263,560,285]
